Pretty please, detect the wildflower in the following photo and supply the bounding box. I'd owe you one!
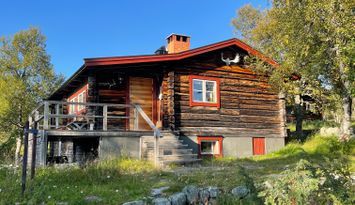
[107,175,111,179]
[80,191,83,194]
[0,188,2,192]
[48,196,51,199]
[53,185,57,188]
[115,189,118,192]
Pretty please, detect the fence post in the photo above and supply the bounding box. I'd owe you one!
[103,105,107,131]
[30,121,38,180]
[43,101,49,130]
[21,121,29,196]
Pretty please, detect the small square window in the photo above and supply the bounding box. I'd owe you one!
[198,136,223,157]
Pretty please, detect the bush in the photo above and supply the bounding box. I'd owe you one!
[260,159,353,205]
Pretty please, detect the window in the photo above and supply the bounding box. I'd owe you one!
[189,75,220,108]
[78,91,86,110]
[69,97,77,114]
[252,137,265,155]
[197,136,223,157]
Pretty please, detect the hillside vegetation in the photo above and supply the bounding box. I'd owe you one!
[0,133,353,204]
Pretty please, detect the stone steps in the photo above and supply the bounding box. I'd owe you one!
[141,131,200,166]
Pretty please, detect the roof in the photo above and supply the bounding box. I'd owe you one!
[48,38,278,99]
[84,38,278,67]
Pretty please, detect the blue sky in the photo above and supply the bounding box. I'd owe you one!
[0,0,269,78]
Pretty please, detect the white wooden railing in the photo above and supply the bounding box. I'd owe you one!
[28,100,160,135]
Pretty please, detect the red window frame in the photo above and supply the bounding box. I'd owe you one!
[189,75,220,108]
[252,137,265,155]
[197,136,223,158]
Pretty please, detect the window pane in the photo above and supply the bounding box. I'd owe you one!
[206,81,215,91]
[206,91,216,102]
[193,90,203,102]
[193,80,202,90]
[201,141,212,154]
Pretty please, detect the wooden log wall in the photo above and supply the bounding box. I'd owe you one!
[163,53,286,138]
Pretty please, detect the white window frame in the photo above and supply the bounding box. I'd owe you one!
[200,140,219,155]
[192,79,217,103]
[77,91,86,111]
[70,97,77,114]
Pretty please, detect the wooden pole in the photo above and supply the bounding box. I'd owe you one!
[30,121,38,180]
[21,121,29,196]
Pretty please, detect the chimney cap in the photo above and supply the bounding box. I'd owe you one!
[166,33,190,39]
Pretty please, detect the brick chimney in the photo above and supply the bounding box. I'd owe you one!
[166,34,190,54]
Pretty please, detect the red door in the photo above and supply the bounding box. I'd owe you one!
[253,137,265,155]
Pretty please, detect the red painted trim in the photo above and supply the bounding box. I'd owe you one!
[84,38,279,67]
[189,75,220,108]
[197,136,223,158]
[67,84,88,115]
[252,137,265,155]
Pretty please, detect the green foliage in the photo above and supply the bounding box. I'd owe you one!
[261,159,353,205]
[233,0,355,135]
[0,27,64,161]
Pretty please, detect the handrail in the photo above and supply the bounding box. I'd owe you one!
[45,100,134,108]
[133,104,161,137]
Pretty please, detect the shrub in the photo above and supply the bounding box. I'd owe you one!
[260,159,353,205]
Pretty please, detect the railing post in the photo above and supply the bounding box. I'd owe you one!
[103,105,108,131]
[55,104,60,129]
[43,101,49,130]
[155,131,159,167]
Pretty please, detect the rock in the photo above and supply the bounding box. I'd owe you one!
[169,192,186,205]
[182,185,199,204]
[152,197,171,205]
[198,188,210,203]
[56,202,68,205]
[122,200,145,205]
[320,127,340,136]
[231,186,250,199]
[84,195,102,202]
[151,186,170,197]
[207,186,219,198]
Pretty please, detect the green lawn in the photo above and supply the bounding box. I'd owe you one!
[0,134,354,204]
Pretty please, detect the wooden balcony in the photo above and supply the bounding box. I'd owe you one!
[28,100,161,137]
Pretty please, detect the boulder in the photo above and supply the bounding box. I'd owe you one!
[84,195,102,202]
[182,185,199,204]
[207,186,219,198]
[152,197,171,205]
[198,188,210,203]
[151,186,170,197]
[169,192,187,205]
[231,186,250,199]
[122,200,145,205]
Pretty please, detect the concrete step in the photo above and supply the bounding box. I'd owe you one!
[159,154,198,160]
[160,148,193,155]
[160,158,202,167]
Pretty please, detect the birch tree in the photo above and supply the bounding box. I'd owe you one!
[0,28,64,165]
[233,0,354,137]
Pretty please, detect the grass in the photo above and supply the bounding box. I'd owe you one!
[0,134,354,204]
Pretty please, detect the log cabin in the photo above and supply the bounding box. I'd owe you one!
[27,34,287,167]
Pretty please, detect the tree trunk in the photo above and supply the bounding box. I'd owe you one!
[341,95,352,137]
[14,137,22,167]
[295,94,303,138]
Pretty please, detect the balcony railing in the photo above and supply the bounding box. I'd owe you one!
[28,100,161,137]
